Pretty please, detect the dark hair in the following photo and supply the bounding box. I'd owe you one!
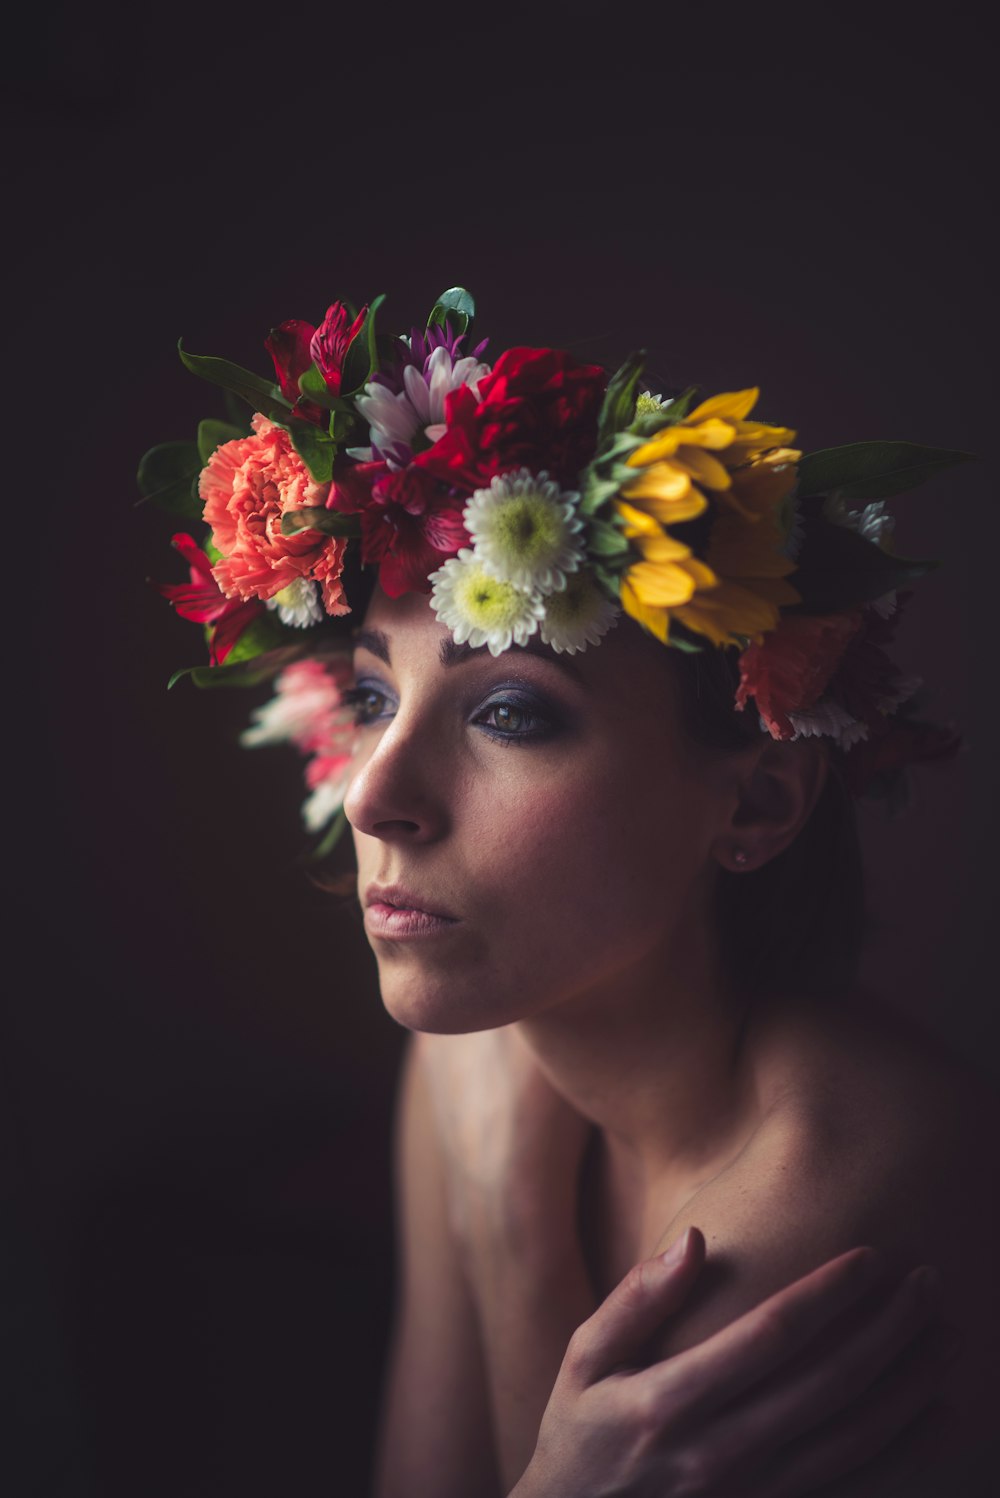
[667,644,866,1002]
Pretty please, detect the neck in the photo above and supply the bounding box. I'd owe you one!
[514,896,777,1188]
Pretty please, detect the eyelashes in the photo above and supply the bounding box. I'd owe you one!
[342,681,557,746]
[342,684,392,727]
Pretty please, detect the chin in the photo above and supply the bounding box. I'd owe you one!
[375,962,530,1035]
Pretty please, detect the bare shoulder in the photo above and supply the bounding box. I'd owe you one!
[649,990,1000,1429]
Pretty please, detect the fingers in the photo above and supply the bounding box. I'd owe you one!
[741,1333,958,1498]
[565,1227,705,1384]
[637,1244,885,1422]
[705,1263,948,1472]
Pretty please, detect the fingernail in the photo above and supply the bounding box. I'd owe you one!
[661,1228,691,1266]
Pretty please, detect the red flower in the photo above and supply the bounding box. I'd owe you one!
[354,466,468,598]
[419,346,606,490]
[736,611,864,740]
[825,599,915,732]
[153,533,263,666]
[841,717,962,796]
[265,302,367,425]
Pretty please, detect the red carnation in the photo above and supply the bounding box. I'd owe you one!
[419,346,606,491]
[736,611,864,740]
[841,717,962,796]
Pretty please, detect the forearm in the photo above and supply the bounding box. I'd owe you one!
[466,1226,596,1493]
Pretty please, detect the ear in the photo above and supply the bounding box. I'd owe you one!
[712,739,829,874]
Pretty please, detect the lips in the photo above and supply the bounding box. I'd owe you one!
[363,883,460,943]
[363,883,456,921]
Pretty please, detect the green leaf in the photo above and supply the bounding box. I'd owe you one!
[791,516,937,613]
[280,508,361,538]
[197,418,245,465]
[298,361,336,408]
[597,350,645,449]
[666,630,703,653]
[137,441,202,520]
[286,419,337,483]
[178,341,292,421]
[586,518,630,557]
[341,293,387,396]
[590,563,621,596]
[222,388,254,432]
[797,441,976,501]
[427,286,475,335]
[168,640,307,691]
[580,474,627,515]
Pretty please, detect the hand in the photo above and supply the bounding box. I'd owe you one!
[513,1227,956,1498]
[415,1028,594,1263]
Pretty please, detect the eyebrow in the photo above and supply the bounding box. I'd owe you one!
[350,625,584,681]
[350,627,392,665]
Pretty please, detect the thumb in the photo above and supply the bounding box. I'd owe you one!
[570,1226,705,1383]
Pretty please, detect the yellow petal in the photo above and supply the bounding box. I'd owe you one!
[674,417,737,451]
[726,422,797,458]
[615,499,664,537]
[637,531,697,563]
[628,416,735,465]
[620,579,671,642]
[627,559,699,606]
[686,388,759,424]
[673,446,732,491]
[675,581,781,647]
[628,427,684,465]
[621,460,693,502]
[726,450,800,518]
[620,479,708,526]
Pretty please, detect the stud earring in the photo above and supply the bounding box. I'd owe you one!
[732,847,749,867]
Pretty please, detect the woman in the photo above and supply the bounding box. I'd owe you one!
[346,585,996,1498]
[149,294,997,1494]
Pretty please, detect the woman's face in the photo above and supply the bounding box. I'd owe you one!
[344,586,738,1033]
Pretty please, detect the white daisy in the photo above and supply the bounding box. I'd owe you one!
[539,573,621,654]
[823,496,895,548]
[463,468,585,594]
[264,578,323,629]
[785,699,870,750]
[428,550,545,657]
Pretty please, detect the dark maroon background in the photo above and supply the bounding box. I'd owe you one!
[7,5,998,1495]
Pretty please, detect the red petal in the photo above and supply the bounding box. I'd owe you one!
[265,319,315,404]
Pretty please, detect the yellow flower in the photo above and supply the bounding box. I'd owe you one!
[615,393,802,648]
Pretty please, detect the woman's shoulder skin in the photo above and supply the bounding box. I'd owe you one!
[635,988,1000,1488]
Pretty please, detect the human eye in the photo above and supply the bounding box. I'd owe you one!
[342,679,395,728]
[472,691,556,746]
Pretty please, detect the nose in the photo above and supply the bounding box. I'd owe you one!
[344,712,450,845]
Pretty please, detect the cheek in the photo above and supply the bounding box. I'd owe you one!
[462,756,712,979]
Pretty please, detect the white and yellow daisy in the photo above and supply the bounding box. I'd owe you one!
[462,468,585,594]
[539,573,620,654]
[264,577,324,628]
[429,549,545,657]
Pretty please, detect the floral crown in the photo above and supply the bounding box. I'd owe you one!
[143,287,967,852]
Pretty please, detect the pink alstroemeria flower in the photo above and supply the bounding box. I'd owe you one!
[154,532,262,665]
